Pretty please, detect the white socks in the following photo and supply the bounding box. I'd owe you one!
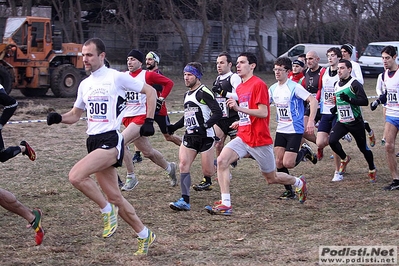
[137,226,148,239]
[221,193,231,207]
[127,173,136,179]
[294,178,303,189]
[101,202,112,213]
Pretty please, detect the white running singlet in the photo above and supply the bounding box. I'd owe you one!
[74,65,144,135]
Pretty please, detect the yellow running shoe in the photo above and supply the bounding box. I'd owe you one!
[134,230,156,255]
[102,204,118,238]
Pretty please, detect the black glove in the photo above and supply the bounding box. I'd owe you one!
[140,118,155,136]
[370,99,381,111]
[330,106,337,115]
[167,124,177,135]
[339,93,350,103]
[212,85,227,97]
[47,112,62,125]
[155,98,164,113]
[379,92,387,105]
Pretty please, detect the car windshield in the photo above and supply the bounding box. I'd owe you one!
[288,45,305,57]
[361,45,385,57]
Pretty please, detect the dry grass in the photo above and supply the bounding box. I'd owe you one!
[0,72,396,266]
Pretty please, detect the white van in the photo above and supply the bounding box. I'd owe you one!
[358,41,399,76]
[279,43,344,67]
[279,43,341,66]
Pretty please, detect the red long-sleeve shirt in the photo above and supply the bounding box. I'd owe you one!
[129,69,174,116]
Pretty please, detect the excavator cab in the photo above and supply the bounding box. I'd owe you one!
[0,16,84,97]
[3,17,51,57]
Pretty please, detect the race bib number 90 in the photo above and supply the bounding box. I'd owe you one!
[184,110,199,130]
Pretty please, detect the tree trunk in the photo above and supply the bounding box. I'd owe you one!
[254,1,266,70]
[160,0,191,64]
[7,0,17,16]
[51,0,71,43]
[193,0,211,62]
[75,0,84,43]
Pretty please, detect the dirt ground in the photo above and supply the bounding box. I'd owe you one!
[0,73,397,266]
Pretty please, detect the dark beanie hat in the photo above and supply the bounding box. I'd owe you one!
[341,44,353,55]
[127,49,144,63]
[292,59,305,68]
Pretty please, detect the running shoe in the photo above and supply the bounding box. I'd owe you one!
[121,175,139,191]
[134,230,156,256]
[102,204,118,238]
[342,134,352,142]
[301,143,317,164]
[295,176,307,203]
[20,141,36,161]
[317,148,324,161]
[193,178,212,191]
[132,153,143,163]
[169,198,190,211]
[205,202,232,216]
[30,209,44,245]
[368,131,376,147]
[278,189,296,200]
[383,180,399,191]
[231,161,238,168]
[168,162,177,187]
[338,155,351,174]
[332,171,344,182]
[117,175,124,188]
[368,169,377,183]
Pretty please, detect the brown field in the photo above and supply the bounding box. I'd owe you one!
[0,72,397,266]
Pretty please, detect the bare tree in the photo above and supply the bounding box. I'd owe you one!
[192,0,211,62]
[363,0,398,41]
[7,0,17,16]
[249,0,267,68]
[51,0,71,42]
[218,0,247,52]
[220,0,233,52]
[68,0,84,43]
[113,0,148,48]
[159,0,211,64]
[159,0,191,64]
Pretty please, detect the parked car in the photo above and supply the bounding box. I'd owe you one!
[279,43,354,67]
[358,41,399,76]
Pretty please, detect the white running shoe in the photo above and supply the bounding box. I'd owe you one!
[332,171,344,182]
[342,134,352,142]
[121,174,139,191]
